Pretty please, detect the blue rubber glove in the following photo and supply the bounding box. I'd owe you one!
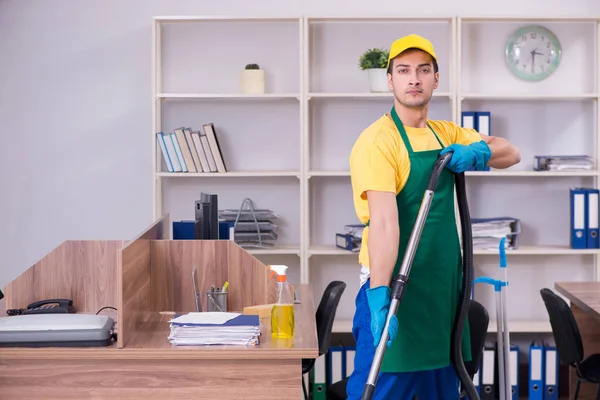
[366,286,399,348]
[439,140,491,173]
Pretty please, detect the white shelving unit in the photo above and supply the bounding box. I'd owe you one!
[152,14,600,334]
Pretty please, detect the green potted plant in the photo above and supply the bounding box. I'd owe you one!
[359,48,390,92]
[240,63,265,94]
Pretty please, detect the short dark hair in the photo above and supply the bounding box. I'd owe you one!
[387,48,439,75]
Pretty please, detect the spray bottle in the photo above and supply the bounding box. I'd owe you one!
[268,265,295,339]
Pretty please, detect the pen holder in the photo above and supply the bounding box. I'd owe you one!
[206,290,227,312]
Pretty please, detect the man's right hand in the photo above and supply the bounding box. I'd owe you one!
[366,285,398,348]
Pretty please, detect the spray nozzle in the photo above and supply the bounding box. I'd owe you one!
[268,265,288,282]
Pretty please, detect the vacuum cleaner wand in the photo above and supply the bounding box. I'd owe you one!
[361,152,479,400]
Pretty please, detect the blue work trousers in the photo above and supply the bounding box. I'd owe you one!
[345,279,461,400]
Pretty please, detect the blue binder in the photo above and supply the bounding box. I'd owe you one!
[461,111,477,130]
[510,345,519,400]
[570,188,588,249]
[476,111,491,136]
[529,341,545,400]
[173,220,195,240]
[544,343,559,399]
[586,188,600,249]
[326,346,345,386]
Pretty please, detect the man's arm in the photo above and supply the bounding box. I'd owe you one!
[365,190,399,288]
[479,133,521,169]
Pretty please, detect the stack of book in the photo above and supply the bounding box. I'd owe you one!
[168,312,261,346]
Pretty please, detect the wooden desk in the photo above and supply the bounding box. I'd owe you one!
[0,284,317,399]
[0,215,318,400]
[555,281,600,399]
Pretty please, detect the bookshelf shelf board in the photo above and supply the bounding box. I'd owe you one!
[247,246,301,255]
[309,170,350,177]
[308,91,452,99]
[154,16,301,23]
[474,246,600,256]
[308,246,358,256]
[466,170,599,177]
[156,171,301,178]
[157,93,300,100]
[307,245,599,256]
[309,170,599,178]
[460,93,599,100]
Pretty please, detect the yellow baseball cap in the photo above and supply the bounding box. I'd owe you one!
[387,34,437,68]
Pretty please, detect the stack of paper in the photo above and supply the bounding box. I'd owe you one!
[168,312,261,346]
[471,217,521,251]
[534,155,595,171]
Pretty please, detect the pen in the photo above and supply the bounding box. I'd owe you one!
[222,281,229,293]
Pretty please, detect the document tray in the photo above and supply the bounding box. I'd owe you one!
[0,314,114,347]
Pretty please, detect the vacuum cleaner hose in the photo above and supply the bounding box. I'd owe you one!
[452,171,479,400]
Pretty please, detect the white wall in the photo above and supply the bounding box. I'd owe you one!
[1,0,600,308]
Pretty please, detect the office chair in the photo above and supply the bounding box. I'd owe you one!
[302,280,347,400]
[325,299,490,400]
[540,288,600,399]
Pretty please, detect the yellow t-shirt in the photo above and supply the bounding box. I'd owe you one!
[349,113,482,268]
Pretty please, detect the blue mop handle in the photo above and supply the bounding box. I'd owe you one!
[473,276,507,292]
[499,236,507,269]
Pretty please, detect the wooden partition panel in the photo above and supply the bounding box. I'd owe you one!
[149,240,278,314]
[3,240,124,314]
[150,240,230,312]
[227,242,278,310]
[117,215,169,348]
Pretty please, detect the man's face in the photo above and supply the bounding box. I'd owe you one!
[387,49,439,109]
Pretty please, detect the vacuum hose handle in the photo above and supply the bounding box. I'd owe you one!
[427,152,452,192]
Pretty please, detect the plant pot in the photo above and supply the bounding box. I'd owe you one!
[366,68,389,93]
[240,69,265,94]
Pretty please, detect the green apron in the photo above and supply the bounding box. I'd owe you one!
[377,107,472,373]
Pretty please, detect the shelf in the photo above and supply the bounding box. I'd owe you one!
[154,16,301,23]
[156,171,300,178]
[308,91,452,99]
[306,16,454,23]
[474,246,600,256]
[459,16,600,23]
[460,93,599,100]
[309,170,598,178]
[157,93,300,100]
[309,170,350,177]
[308,245,599,256]
[153,15,600,332]
[466,170,599,177]
[309,246,358,256]
[332,318,552,333]
[246,246,301,255]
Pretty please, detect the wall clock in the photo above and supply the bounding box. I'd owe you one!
[505,25,562,81]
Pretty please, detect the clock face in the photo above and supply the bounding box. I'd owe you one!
[505,25,562,81]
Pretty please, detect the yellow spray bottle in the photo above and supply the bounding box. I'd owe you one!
[268,264,295,339]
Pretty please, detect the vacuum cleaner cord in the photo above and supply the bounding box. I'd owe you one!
[451,170,479,400]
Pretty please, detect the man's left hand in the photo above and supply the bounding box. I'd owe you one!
[439,140,491,173]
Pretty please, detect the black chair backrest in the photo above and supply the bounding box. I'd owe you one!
[539,288,584,365]
[464,299,489,377]
[315,281,347,356]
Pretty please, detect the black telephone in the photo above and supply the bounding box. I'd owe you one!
[22,299,76,315]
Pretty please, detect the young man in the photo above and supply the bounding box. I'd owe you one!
[346,34,521,400]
